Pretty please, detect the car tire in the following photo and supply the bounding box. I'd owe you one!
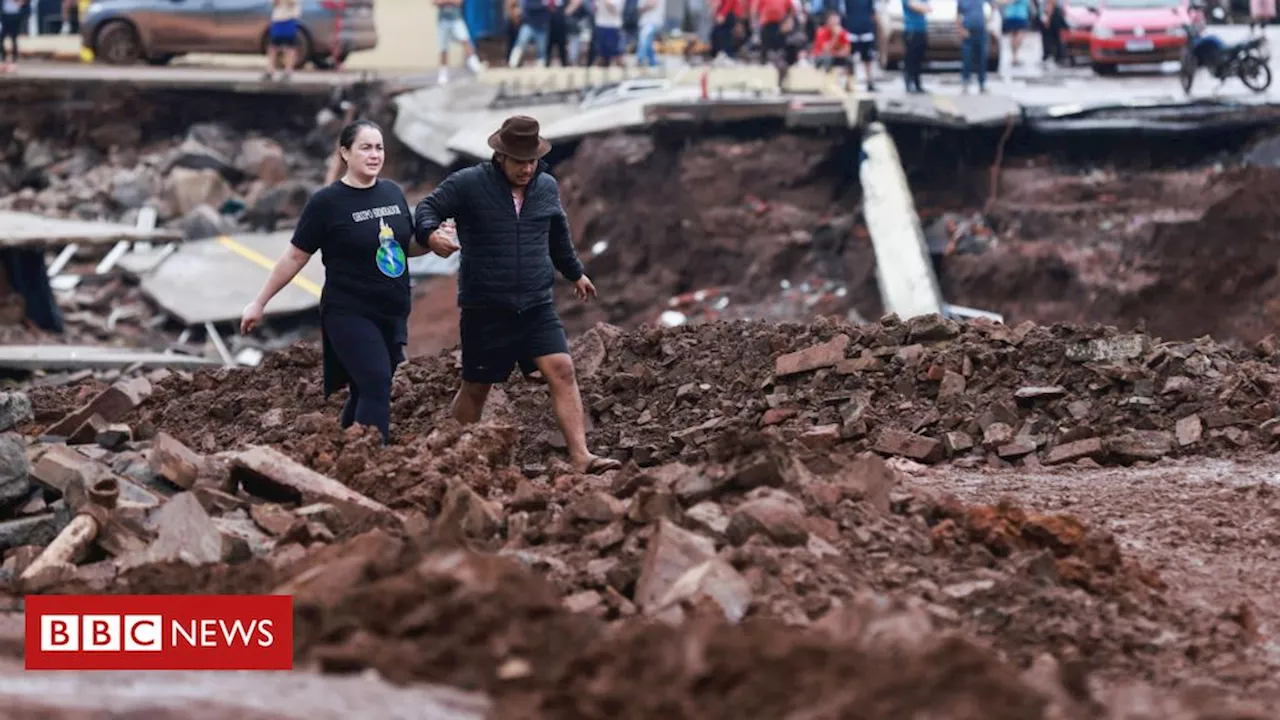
[147,53,175,66]
[95,20,144,66]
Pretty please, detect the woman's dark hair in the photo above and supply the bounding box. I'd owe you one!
[339,119,382,151]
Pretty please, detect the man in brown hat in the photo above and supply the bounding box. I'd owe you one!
[413,116,622,475]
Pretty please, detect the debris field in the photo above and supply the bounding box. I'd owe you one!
[4,314,1280,717]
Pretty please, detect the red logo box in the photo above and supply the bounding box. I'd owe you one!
[25,595,293,671]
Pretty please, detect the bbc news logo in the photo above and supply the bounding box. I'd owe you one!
[25,595,293,671]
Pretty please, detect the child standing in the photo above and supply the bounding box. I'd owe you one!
[264,0,302,81]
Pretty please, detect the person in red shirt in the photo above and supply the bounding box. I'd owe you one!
[752,0,792,61]
[812,9,868,91]
[710,0,748,58]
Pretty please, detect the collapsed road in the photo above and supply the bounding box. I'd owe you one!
[1,63,1280,718]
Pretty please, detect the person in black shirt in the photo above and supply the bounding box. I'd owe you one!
[241,120,427,444]
[415,116,622,475]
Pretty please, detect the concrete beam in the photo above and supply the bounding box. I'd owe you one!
[858,121,945,320]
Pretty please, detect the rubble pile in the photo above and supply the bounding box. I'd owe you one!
[551,133,880,333]
[943,164,1280,346]
[0,357,1273,715]
[1,120,329,239]
[112,315,1280,479]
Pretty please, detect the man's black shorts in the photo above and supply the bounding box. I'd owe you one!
[461,302,570,384]
[852,40,875,62]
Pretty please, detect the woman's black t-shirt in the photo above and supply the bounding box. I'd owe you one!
[290,178,413,321]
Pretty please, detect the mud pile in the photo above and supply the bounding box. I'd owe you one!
[113,315,1280,482]
[10,316,1280,715]
[551,133,878,333]
[943,165,1280,347]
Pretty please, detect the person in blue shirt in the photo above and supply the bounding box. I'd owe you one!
[901,0,930,93]
[843,0,878,92]
[998,0,1030,67]
[955,0,989,92]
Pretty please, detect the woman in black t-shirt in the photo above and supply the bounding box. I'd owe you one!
[240,120,429,444]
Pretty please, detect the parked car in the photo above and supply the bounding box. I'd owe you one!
[80,0,377,68]
[1088,0,1193,73]
[876,0,1002,73]
[1062,0,1100,64]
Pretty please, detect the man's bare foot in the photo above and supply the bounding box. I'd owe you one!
[572,454,622,474]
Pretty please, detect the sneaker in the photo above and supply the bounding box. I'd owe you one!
[466,54,485,72]
[437,67,449,84]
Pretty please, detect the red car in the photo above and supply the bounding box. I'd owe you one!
[1088,0,1194,73]
[1063,0,1102,64]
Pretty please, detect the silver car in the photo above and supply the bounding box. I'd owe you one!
[80,0,377,68]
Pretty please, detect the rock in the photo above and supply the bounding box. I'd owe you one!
[180,204,232,240]
[873,428,944,464]
[835,452,894,513]
[1162,376,1195,396]
[569,492,624,523]
[162,167,233,217]
[109,168,157,210]
[1065,334,1150,363]
[436,478,502,542]
[0,508,71,554]
[1043,438,1104,466]
[1014,386,1067,403]
[243,181,311,231]
[1107,431,1175,462]
[95,424,132,451]
[982,423,1015,448]
[234,137,290,184]
[0,434,29,508]
[906,314,960,342]
[213,516,276,558]
[938,371,966,399]
[44,377,151,439]
[229,445,395,524]
[775,334,851,377]
[30,445,107,495]
[148,432,203,490]
[685,501,730,535]
[1176,414,1203,447]
[760,408,798,426]
[88,122,143,151]
[250,503,301,537]
[0,392,32,432]
[943,431,974,455]
[726,491,809,546]
[798,424,841,450]
[627,486,681,524]
[634,518,716,612]
[652,558,753,624]
[563,590,604,615]
[123,492,230,568]
[193,486,247,515]
[167,137,238,178]
[997,441,1037,460]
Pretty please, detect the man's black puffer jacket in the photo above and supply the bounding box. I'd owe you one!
[413,158,584,313]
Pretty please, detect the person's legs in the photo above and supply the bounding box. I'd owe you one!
[456,308,517,422]
[548,8,569,65]
[509,22,536,66]
[637,22,660,66]
[521,304,619,474]
[973,27,987,88]
[323,313,395,443]
[960,33,974,86]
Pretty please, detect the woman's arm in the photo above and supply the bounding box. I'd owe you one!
[241,246,312,334]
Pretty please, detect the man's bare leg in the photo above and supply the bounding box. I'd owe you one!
[535,353,620,473]
[452,381,491,424]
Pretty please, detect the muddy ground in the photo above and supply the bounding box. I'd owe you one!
[12,315,1280,718]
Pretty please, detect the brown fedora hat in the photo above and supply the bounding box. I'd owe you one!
[487,115,552,161]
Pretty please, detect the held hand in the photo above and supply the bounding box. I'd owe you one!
[240,300,265,335]
[427,226,460,258]
[574,275,597,301]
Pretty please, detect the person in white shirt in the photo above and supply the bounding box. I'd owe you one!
[634,0,665,65]
[592,0,624,65]
[436,0,485,83]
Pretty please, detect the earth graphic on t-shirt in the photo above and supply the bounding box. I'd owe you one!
[374,218,406,278]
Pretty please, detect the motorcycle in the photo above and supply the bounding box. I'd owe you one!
[1178,20,1272,94]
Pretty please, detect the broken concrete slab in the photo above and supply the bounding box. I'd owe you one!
[229,445,396,525]
[0,434,30,508]
[0,345,221,372]
[0,209,180,250]
[1065,335,1151,364]
[1107,430,1175,462]
[147,432,203,490]
[44,377,152,439]
[30,445,108,495]
[872,428,944,464]
[1043,437,1104,466]
[121,492,227,568]
[635,518,716,612]
[774,334,851,377]
[652,558,753,624]
[0,393,32,433]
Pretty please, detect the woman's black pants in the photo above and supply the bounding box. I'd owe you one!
[323,311,397,444]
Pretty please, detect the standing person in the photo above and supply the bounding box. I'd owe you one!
[546,0,572,65]
[264,0,302,81]
[0,0,27,73]
[592,0,624,66]
[902,0,930,93]
[436,0,485,84]
[999,0,1030,69]
[753,0,793,63]
[241,121,427,445]
[956,0,989,92]
[709,0,746,59]
[1250,0,1273,32]
[509,0,552,66]
[842,0,877,92]
[1039,0,1064,65]
[635,0,666,66]
[413,116,622,475]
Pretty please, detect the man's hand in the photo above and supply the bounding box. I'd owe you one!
[240,300,265,335]
[573,275,597,301]
[426,224,460,258]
